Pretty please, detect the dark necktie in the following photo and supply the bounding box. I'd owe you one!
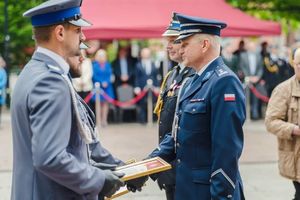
[183,74,199,94]
[169,65,181,86]
[174,65,180,77]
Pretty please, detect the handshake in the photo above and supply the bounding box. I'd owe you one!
[94,162,149,199]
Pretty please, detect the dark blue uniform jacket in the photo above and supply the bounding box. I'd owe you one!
[150,57,246,200]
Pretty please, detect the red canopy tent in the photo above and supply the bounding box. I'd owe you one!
[81,0,281,39]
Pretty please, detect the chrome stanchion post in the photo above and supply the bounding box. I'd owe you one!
[244,77,251,122]
[95,82,101,130]
[146,79,153,127]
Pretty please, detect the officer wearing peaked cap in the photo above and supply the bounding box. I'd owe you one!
[11,1,126,200]
[152,12,194,200]
[150,13,246,200]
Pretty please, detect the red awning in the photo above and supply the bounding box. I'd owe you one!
[81,0,281,39]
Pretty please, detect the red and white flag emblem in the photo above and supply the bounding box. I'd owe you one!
[224,94,236,101]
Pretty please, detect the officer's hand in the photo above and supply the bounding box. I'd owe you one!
[126,176,149,192]
[93,162,118,171]
[98,170,125,198]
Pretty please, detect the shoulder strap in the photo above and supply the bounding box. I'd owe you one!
[154,70,173,117]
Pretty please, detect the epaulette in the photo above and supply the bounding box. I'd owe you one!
[215,66,229,77]
[47,64,64,75]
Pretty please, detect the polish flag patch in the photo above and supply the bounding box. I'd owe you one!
[224,94,236,101]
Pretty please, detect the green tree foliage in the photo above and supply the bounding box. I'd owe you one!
[227,0,300,31]
[0,0,44,69]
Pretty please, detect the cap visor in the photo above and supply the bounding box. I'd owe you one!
[69,18,92,27]
[80,42,89,49]
[162,30,179,37]
[174,33,194,42]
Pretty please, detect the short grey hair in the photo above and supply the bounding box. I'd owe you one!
[195,34,221,51]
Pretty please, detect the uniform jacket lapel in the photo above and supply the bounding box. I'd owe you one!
[174,67,194,86]
[180,57,223,103]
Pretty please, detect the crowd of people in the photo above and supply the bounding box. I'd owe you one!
[70,38,295,126]
[72,46,163,125]
[222,40,294,120]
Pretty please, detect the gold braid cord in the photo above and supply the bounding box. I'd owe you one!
[264,57,278,73]
[153,70,173,118]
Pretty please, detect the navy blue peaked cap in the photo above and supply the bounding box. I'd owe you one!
[23,0,92,27]
[162,12,180,37]
[176,13,227,41]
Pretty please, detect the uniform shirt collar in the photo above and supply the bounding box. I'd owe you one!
[197,56,219,76]
[178,63,185,73]
[36,46,70,74]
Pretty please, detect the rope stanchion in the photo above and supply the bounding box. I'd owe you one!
[248,84,269,103]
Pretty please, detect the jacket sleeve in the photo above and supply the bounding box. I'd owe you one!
[210,75,246,199]
[265,82,295,140]
[28,73,105,199]
[148,132,176,163]
[89,141,124,165]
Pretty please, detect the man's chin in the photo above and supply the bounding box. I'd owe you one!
[182,60,189,66]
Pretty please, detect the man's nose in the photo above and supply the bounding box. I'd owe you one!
[80,31,86,41]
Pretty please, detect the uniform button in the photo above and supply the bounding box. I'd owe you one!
[176,143,180,148]
[159,121,162,124]
[177,159,181,164]
[227,194,232,198]
[159,136,162,139]
[177,126,180,130]
[192,108,196,112]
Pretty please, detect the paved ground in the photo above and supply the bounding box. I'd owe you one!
[0,108,295,200]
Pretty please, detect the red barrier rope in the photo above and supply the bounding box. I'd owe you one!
[152,89,159,97]
[248,84,269,103]
[101,89,148,107]
[84,92,93,103]
[84,88,149,108]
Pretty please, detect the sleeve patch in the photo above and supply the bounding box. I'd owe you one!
[224,94,236,101]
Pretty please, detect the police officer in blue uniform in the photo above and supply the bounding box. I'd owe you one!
[150,13,246,200]
[11,1,126,199]
[153,13,194,200]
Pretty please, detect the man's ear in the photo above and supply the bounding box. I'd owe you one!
[202,39,210,53]
[54,25,65,42]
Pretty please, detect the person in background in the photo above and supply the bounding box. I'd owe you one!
[261,42,280,97]
[265,48,300,200]
[92,49,114,127]
[72,49,93,105]
[112,46,135,88]
[238,41,264,120]
[0,55,7,125]
[153,13,194,200]
[134,47,159,124]
[231,40,247,81]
